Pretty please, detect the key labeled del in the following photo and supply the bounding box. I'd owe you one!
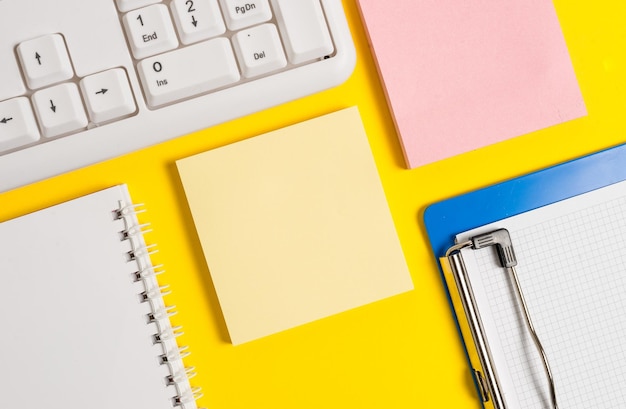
[232,23,286,78]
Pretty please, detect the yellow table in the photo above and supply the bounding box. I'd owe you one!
[2,1,625,408]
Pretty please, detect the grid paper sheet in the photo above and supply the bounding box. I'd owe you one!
[458,180,626,409]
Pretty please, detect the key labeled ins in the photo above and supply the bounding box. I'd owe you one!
[137,38,240,108]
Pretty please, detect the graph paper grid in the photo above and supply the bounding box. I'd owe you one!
[458,181,626,409]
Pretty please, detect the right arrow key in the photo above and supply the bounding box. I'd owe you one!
[80,68,137,125]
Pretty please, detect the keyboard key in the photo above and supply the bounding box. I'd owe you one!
[171,0,226,45]
[116,0,161,12]
[137,37,240,108]
[0,0,354,193]
[271,0,334,64]
[80,68,137,124]
[0,97,40,153]
[232,24,287,78]
[32,83,88,138]
[219,0,272,31]
[123,4,179,59]
[17,34,74,90]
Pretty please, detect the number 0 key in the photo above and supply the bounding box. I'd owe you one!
[137,37,241,108]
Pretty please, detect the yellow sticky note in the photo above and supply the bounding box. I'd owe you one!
[176,107,413,345]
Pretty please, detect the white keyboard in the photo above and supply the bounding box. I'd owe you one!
[0,0,355,193]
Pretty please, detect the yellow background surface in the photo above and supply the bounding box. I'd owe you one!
[2,1,625,408]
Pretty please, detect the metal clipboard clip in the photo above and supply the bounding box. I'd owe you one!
[440,229,558,409]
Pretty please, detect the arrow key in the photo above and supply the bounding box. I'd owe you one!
[17,34,74,90]
[32,83,88,138]
[0,97,40,153]
[80,68,137,124]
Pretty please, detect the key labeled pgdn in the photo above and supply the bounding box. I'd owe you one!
[220,0,271,30]
[236,3,256,14]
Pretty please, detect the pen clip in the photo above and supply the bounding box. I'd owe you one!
[468,229,558,409]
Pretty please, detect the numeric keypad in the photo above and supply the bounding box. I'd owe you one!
[171,0,226,44]
[123,4,179,59]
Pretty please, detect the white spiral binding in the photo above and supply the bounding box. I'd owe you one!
[116,202,203,409]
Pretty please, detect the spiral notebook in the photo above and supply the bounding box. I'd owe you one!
[0,185,200,409]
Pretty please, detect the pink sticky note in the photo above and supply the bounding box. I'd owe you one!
[358,0,587,168]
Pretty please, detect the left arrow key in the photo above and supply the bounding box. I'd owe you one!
[0,97,40,152]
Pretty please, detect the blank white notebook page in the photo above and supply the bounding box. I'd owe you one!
[0,186,182,409]
[457,180,626,409]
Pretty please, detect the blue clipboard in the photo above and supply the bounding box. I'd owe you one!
[423,142,626,409]
[425,143,626,259]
